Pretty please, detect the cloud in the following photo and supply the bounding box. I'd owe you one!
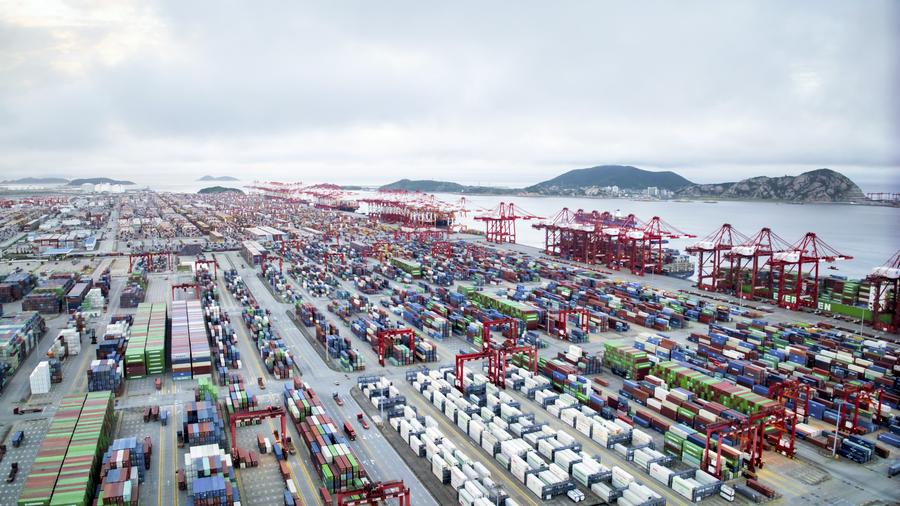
[0,0,897,190]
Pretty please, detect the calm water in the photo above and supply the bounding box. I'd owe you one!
[143,180,899,280]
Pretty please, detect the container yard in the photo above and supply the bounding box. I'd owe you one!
[0,186,896,506]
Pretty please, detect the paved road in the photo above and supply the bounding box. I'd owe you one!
[230,251,439,505]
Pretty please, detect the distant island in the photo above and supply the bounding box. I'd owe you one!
[197,175,240,181]
[198,186,244,195]
[1,177,69,185]
[675,168,866,203]
[526,165,693,194]
[68,177,135,186]
[380,165,869,203]
[380,179,519,195]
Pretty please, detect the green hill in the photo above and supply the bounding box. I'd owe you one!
[526,165,693,194]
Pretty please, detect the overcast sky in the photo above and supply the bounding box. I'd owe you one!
[1,1,898,190]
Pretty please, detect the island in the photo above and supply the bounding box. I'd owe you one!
[198,186,244,195]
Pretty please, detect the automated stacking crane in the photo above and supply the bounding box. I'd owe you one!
[475,202,542,244]
[686,224,749,291]
[770,232,852,310]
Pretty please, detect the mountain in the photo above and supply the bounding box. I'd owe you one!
[1,177,69,185]
[525,165,694,195]
[67,177,135,186]
[675,169,867,203]
[198,186,244,195]
[197,175,239,181]
[380,179,518,195]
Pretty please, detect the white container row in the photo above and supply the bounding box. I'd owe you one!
[420,368,583,500]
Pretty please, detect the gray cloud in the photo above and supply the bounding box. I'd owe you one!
[0,0,897,190]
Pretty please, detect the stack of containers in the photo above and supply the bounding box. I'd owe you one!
[182,401,226,447]
[186,300,212,379]
[602,340,651,380]
[59,328,82,356]
[652,361,778,415]
[17,393,86,506]
[225,379,258,413]
[87,359,124,393]
[19,391,116,506]
[0,311,46,376]
[205,301,240,376]
[170,301,192,380]
[29,360,52,394]
[145,303,166,375]
[124,304,149,378]
[97,319,129,360]
[100,437,147,483]
[183,444,241,506]
[282,384,367,493]
[81,288,105,317]
[242,306,296,379]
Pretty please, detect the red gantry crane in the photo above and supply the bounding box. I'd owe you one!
[723,227,793,300]
[375,328,416,367]
[865,249,900,333]
[128,251,173,272]
[702,405,796,479]
[194,257,219,279]
[622,216,695,276]
[475,202,542,244]
[336,480,411,506]
[770,232,853,310]
[686,224,750,292]
[546,308,590,339]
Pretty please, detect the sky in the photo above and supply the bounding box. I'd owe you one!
[1,1,898,191]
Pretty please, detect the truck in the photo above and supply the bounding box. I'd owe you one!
[11,431,24,448]
[279,460,291,480]
[177,469,186,490]
[12,407,42,415]
[143,407,152,423]
[151,405,160,421]
[143,437,153,470]
[155,378,162,390]
[6,462,18,483]
[357,413,369,430]
[258,376,266,390]
[283,436,296,455]
[257,434,267,453]
[343,421,357,441]
[333,392,343,406]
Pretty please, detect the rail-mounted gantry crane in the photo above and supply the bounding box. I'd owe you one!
[375,328,416,367]
[335,480,411,506]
